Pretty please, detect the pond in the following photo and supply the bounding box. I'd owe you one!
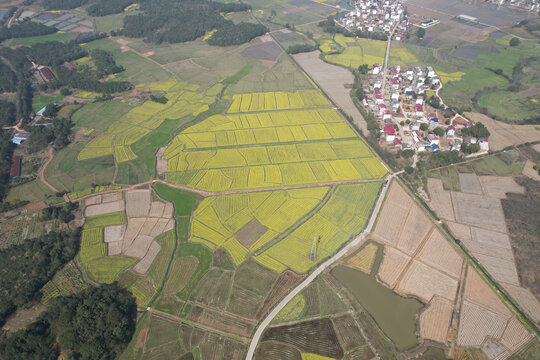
[331,243,423,351]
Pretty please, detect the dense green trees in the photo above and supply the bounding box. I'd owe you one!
[0,284,137,360]
[0,100,16,127]
[0,62,19,93]
[42,0,89,10]
[460,122,490,138]
[0,229,80,326]
[0,130,15,201]
[86,0,134,16]
[89,49,124,76]
[287,43,317,54]
[0,20,56,42]
[21,41,87,67]
[27,117,74,152]
[207,22,267,46]
[121,0,256,45]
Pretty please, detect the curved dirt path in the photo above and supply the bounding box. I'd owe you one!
[40,147,59,193]
[245,173,395,360]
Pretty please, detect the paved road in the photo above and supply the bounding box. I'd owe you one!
[245,173,395,360]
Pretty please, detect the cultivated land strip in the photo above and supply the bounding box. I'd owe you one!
[245,173,395,360]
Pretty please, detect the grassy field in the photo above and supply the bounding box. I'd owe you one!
[78,80,215,164]
[85,256,138,283]
[4,32,77,47]
[72,100,135,132]
[6,179,55,202]
[479,91,540,122]
[84,211,125,228]
[44,143,116,193]
[32,94,64,112]
[323,35,386,69]
[165,89,386,191]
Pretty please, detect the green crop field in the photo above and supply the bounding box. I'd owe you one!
[479,91,540,122]
[4,32,77,47]
[72,100,135,132]
[322,35,386,69]
[79,228,106,263]
[85,256,138,283]
[84,211,125,228]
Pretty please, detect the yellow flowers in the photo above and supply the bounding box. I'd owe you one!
[78,80,215,163]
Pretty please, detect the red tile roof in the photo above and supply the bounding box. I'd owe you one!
[10,156,21,178]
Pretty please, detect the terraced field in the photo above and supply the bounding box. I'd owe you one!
[165,89,386,191]
[78,80,215,163]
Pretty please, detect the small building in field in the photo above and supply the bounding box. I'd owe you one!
[446,125,455,137]
[478,137,489,151]
[10,156,21,178]
[11,132,30,144]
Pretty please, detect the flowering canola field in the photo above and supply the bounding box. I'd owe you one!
[190,187,329,265]
[78,80,215,163]
[165,89,386,191]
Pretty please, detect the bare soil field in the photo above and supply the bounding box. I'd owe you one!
[85,195,102,205]
[126,189,151,218]
[241,41,282,62]
[464,266,512,315]
[377,246,411,288]
[419,296,453,343]
[465,112,540,151]
[482,338,510,360]
[502,283,540,324]
[477,176,525,199]
[522,160,540,182]
[395,207,433,255]
[427,179,455,221]
[156,147,168,175]
[149,201,165,218]
[459,173,483,195]
[447,221,471,240]
[133,241,161,274]
[396,260,459,302]
[234,218,268,248]
[418,230,463,278]
[104,225,125,243]
[293,51,367,133]
[457,300,510,348]
[261,318,344,358]
[125,234,154,258]
[474,253,520,286]
[500,316,535,352]
[451,192,507,233]
[102,192,122,203]
[85,200,124,217]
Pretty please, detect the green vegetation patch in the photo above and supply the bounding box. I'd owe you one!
[479,91,539,123]
[79,227,106,263]
[84,211,125,228]
[72,100,135,132]
[85,256,138,284]
[153,183,201,217]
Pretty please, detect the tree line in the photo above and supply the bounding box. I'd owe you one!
[0,228,81,326]
[0,100,16,127]
[120,0,264,45]
[0,130,15,201]
[0,283,137,360]
[0,20,56,42]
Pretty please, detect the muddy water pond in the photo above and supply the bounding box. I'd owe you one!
[331,244,423,350]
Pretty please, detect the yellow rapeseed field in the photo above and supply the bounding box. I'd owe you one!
[260,183,381,272]
[78,80,214,163]
[189,188,329,266]
[347,243,378,274]
[165,89,386,191]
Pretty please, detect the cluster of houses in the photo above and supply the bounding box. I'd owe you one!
[338,0,410,39]
[361,64,489,154]
[495,0,540,12]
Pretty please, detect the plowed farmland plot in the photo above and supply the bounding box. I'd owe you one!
[165,88,386,191]
[261,318,344,358]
